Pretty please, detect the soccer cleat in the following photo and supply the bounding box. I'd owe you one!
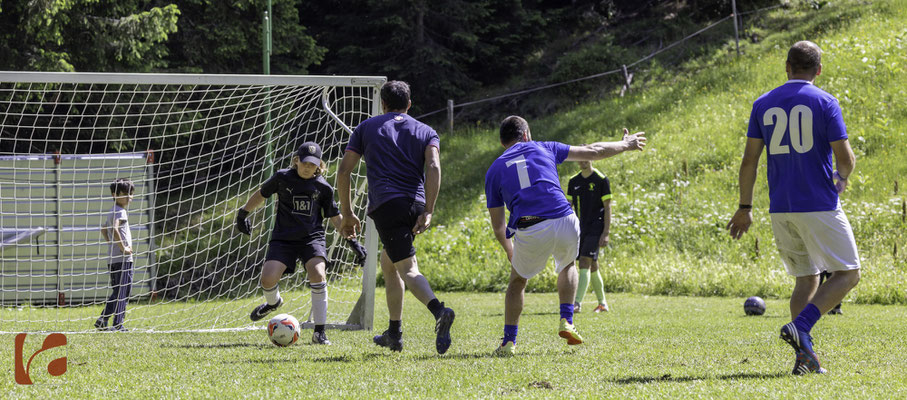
[435,307,456,354]
[574,301,582,313]
[250,297,283,321]
[111,325,129,332]
[94,318,108,331]
[493,340,516,357]
[827,304,843,315]
[558,318,584,345]
[780,322,822,374]
[311,331,332,345]
[373,330,403,352]
[593,302,610,313]
[792,356,828,375]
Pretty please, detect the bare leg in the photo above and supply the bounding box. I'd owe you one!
[393,255,436,305]
[809,270,860,313]
[381,250,405,321]
[304,257,327,283]
[790,275,819,320]
[557,262,578,305]
[260,260,287,289]
[504,268,528,326]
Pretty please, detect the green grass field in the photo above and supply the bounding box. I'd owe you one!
[3,290,906,398]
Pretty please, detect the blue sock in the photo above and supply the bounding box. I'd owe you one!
[560,303,574,325]
[793,303,822,333]
[503,325,518,345]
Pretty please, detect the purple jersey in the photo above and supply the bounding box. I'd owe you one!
[346,112,440,213]
[747,80,848,213]
[485,141,574,237]
[260,170,340,242]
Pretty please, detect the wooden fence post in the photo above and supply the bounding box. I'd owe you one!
[732,0,740,56]
[447,99,454,135]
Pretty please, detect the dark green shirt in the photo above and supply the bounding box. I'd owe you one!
[566,169,611,235]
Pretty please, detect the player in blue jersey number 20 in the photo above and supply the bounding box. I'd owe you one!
[484,115,645,356]
[726,41,860,375]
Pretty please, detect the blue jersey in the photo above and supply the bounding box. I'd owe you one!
[346,112,440,213]
[747,80,848,213]
[485,141,574,237]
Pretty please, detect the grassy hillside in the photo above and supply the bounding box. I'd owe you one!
[417,0,907,304]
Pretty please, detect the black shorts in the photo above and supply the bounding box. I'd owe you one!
[577,234,601,260]
[369,197,424,263]
[265,239,326,274]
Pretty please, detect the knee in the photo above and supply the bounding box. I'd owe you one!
[509,276,528,290]
[590,262,599,273]
[847,269,861,287]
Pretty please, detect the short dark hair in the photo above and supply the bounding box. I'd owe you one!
[500,116,529,144]
[110,178,134,196]
[381,80,410,111]
[787,41,822,75]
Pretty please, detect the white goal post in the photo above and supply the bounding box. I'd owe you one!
[0,71,384,333]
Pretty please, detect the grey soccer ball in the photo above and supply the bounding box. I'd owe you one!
[744,296,766,316]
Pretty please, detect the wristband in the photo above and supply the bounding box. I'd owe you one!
[738,204,752,210]
[237,208,249,219]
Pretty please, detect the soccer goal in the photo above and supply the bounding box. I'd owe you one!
[0,71,384,333]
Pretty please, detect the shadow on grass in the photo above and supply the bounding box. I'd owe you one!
[161,343,269,349]
[607,371,787,385]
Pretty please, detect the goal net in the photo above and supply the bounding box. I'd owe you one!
[0,72,383,333]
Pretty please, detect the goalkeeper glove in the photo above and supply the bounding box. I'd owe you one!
[235,209,252,235]
[346,238,367,266]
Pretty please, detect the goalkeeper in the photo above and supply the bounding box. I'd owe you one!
[235,142,367,346]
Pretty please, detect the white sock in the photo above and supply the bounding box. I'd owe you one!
[310,282,327,326]
[262,283,281,305]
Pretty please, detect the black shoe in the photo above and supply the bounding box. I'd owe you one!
[373,330,403,352]
[827,304,843,315]
[94,318,108,331]
[435,307,455,355]
[250,297,283,321]
[312,331,332,345]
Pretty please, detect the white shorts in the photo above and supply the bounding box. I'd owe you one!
[511,214,580,279]
[770,207,860,277]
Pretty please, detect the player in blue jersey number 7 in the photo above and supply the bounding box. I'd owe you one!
[485,115,645,356]
[726,41,860,375]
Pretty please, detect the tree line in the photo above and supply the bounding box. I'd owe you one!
[0,0,778,115]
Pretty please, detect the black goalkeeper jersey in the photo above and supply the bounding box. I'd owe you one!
[260,169,340,242]
[566,169,612,235]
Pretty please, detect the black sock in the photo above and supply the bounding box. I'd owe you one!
[314,324,325,333]
[427,298,444,319]
[388,320,402,337]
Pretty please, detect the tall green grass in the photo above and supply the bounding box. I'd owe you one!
[417,0,907,304]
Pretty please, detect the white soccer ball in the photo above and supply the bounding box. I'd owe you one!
[267,313,300,347]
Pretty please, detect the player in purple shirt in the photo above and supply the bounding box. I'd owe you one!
[485,115,645,356]
[337,80,455,354]
[727,41,860,375]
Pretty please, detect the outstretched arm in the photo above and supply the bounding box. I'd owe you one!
[566,128,646,161]
[488,206,513,261]
[337,150,362,238]
[240,191,266,212]
[726,137,764,240]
